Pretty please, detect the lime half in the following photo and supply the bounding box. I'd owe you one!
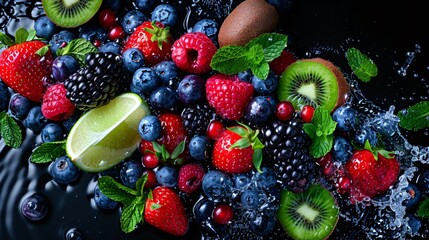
[66,93,149,172]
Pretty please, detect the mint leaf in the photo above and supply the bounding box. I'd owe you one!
[15,27,29,44]
[247,33,287,62]
[30,140,66,163]
[56,38,98,65]
[98,176,138,204]
[398,101,429,131]
[36,45,50,56]
[0,112,22,148]
[135,174,148,196]
[417,198,429,219]
[120,197,145,233]
[303,107,337,158]
[251,61,270,80]
[346,48,378,82]
[0,31,15,46]
[210,45,250,74]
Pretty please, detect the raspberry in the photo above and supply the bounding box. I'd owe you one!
[178,163,205,193]
[171,32,217,74]
[41,84,75,121]
[269,50,297,76]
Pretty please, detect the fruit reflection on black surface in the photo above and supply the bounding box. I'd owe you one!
[1,0,429,240]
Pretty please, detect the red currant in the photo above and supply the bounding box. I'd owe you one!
[143,170,157,188]
[275,101,294,121]
[301,105,315,123]
[337,176,351,193]
[108,25,125,41]
[93,39,102,47]
[206,120,224,140]
[212,204,233,225]
[141,152,159,169]
[98,9,117,29]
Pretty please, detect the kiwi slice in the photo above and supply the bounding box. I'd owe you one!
[42,0,103,28]
[277,58,345,112]
[277,184,339,240]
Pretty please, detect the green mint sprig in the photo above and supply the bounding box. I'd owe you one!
[30,140,67,164]
[98,175,149,233]
[346,47,378,82]
[302,107,337,158]
[0,112,22,148]
[417,198,429,219]
[56,38,98,66]
[398,101,429,131]
[210,33,287,80]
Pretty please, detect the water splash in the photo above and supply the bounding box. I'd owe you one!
[397,44,422,77]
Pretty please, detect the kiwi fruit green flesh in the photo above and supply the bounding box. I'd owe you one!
[277,184,339,240]
[42,0,103,28]
[277,58,349,112]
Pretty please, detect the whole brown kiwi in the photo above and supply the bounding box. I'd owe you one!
[218,0,279,47]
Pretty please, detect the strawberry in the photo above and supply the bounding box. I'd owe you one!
[212,123,264,174]
[123,21,173,66]
[345,142,400,202]
[144,187,189,236]
[41,83,75,121]
[0,30,53,102]
[206,74,254,120]
[157,112,188,154]
[269,49,297,76]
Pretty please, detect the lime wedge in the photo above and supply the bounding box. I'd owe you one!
[66,93,149,172]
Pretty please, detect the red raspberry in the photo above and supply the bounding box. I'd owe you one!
[171,32,217,74]
[206,74,254,120]
[269,50,297,76]
[41,84,75,121]
[178,163,205,193]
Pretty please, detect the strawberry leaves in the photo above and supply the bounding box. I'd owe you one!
[0,27,39,48]
[151,140,186,165]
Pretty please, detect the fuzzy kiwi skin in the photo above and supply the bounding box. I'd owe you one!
[218,0,279,47]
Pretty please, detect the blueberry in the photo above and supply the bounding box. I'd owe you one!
[189,135,210,161]
[65,228,85,240]
[403,184,421,208]
[122,48,145,72]
[20,193,49,221]
[332,105,357,131]
[417,170,429,193]
[131,67,159,96]
[156,166,178,187]
[8,93,31,119]
[79,24,108,44]
[149,86,178,111]
[52,55,79,82]
[193,198,215,223]
[177,75,205,105]
[332,136,353,164]
[102,0,123,11]
[244,96,274,124]
[34,15,56,39]
[41,123,64,143]
[263,95,278,109]
[94,184,119,210]
[49,156,80,185]
[252,167,277,190]
[249,214,277,236]
[354,124,378,146]
[267,0,296,14]
[121,10,146,35]
[49,30,75,56]
[238,69,253,82]
[23,106,47,133]
[241,190,260,209]
[138,115,162,141]
[233,172,252,190]
[120,160,144,189]
[0,81,10,111]
[63,113,80,132]
[153,60,181,86]
[407,214,422,234]
[192,19,219,44]
[251,71,278,95]
[135,0,155,11]
[202,170,233,201]
[99,42,122,55]
[151,4,178,27]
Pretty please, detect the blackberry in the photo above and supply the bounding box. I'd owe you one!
[260,115,316,193]
[64,52,123,111]
[181,104,216,136]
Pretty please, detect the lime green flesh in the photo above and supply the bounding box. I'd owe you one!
[278,184,339,240]
[42,0,103,28]
[66,93,150,172]
[277,60,339,112]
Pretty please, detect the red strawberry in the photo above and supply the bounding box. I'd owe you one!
[0,39,53,102]
[123,21,173,66]
[157,113,188,154]
[345,146,400,202]
[178,163,205,193]
[144,187,189,236]
[171,32,217,74]
[212,123,264,174]
[41,84,75,121]
[269,50,297,76]
[206,74,254,120]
